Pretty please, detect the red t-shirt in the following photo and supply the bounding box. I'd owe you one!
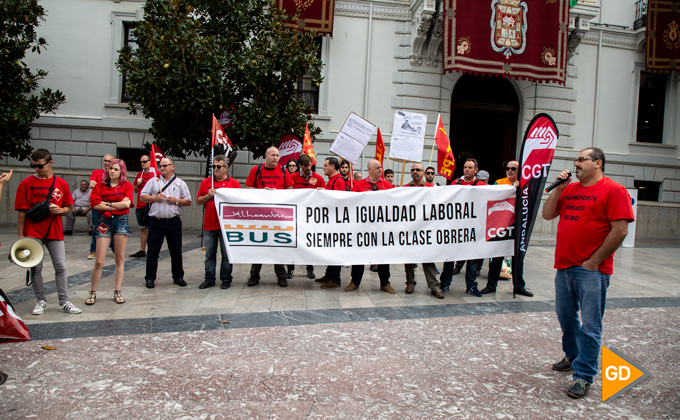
[352,178,395,192]
[245,165,293,189]
[197,176,241,230]
[90,181,134,216]
[291,172,326,189]
[134,169,157,209]
[402,182,434,187]
[326,174,348,191]
[455,177,486,186]
[89,169,106,184]
[555,177,634,274]
[15,175,73,240]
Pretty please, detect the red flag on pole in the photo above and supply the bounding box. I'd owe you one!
[302,121,316,165]
[211,114,233,152]
[374,127,385,167]
[149,144,164,177]
[434,114,455,180]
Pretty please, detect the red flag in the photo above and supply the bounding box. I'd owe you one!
[374,128,385,166]
[302,122,316,165]
[150,144,164,177]
[212,114,233,151]
[434,115,455,180]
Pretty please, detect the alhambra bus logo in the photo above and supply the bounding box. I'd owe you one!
[220,203,297,247]
[486,198,516,241]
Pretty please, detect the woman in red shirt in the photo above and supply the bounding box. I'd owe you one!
[87,159,134,305]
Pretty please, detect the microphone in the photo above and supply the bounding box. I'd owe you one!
[545,172,571,193]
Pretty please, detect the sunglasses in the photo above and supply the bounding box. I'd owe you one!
[160,164,172,168]
[411,168,423,172]
[213,165,225,170]
[506,167,518,171]
[30,162,50,169]
[425,172,435,175]
[575,157,594,163]
[140,160,149,164]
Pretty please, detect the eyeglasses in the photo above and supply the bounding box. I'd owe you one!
[506,167,518,171]
[213,165,225,170]
[30,162,49,169]
[160,164,172,168]
[410,168,423,172]
[574,157,594,163]
[425,172,435,175]
[140,160,149,164]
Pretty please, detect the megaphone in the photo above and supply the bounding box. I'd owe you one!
[8,237,45,268]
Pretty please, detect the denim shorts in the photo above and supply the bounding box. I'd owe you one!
[135,207,149,229]
[95,214,132,238]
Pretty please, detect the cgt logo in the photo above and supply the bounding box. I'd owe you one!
[486,199,516,241]
[221,203,296,247]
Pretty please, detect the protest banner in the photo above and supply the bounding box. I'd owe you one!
[215,185,516,265]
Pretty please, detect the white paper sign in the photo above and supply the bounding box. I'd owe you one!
[389,111,427,162]
[329,112,377,164]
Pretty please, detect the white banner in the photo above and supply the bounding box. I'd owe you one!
[215,186,517,265]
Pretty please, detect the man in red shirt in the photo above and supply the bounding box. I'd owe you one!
[245,146,293,287]
[315,157,347,288]
[543,147,634,399]
[440,158,486,297]
[402,163,444,299]
[87,154,115,259]
[14,149,82,315]
[345,159,396,294]
[129,155,157,258]
[289,154,325,279]
[196,155,241,289]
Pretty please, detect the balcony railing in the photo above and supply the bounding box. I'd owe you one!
[634,0,647,30]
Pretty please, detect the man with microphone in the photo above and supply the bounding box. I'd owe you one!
[542,147,634,399]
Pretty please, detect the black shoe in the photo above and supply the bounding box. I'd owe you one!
[247,276,260,287]
[174,278,187,287]
[567,379,590,399]
[514,287,534,297]
[480,286,496,294]
[278,277,288,287]
[145,279,155,289]
[286,271,293,279]
[306,268,315,279]
[552,356,573,372]
[129,250,146,258]
[476,269,481,277]
[88,230,93,236]
[221,282,231,289]
[466,287,482,297]
[369,265,378,272]
[452,267,461,275]
[198,281,215,289]
[63,231,72,236]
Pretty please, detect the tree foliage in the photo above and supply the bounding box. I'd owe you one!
[0,0,65,161]
[117,0,323,159]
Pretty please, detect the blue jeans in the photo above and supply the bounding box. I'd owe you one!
[554,266,610,384]
[204,230,232,285]
[94,214,131,238]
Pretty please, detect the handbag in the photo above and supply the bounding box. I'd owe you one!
[25,176,57,223]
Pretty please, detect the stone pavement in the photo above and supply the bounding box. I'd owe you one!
[0,222,679,418]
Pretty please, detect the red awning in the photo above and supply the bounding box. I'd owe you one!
[646,0,680,74]
[278,0,335,37]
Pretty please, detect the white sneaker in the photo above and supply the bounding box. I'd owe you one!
[59,301,82,314]
[33,300,47,315]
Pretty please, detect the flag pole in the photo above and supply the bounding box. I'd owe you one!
[427,139,436,167]
[399,163,406,186]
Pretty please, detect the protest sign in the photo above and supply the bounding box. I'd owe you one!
[329,112,376,164]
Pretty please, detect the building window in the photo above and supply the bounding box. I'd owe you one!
[636,72,667,143]
[295,37,323,114]
[120,22,138,103]
[634,180,660,202]
[118,148,147,173]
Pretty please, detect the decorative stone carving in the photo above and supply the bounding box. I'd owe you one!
[568,32,585,56]
[425,2,444,66]
[410,0,437,66]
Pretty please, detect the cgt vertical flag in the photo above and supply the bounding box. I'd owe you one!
[434,114,455,180]
[374,128,385,167]
[513,113,558,294]
[209,114,233,180]
[149,144,164,176]
[302,122,316,165]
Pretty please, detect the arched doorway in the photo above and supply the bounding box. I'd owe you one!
[449,74,520,183]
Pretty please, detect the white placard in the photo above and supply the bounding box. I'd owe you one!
[389,111,427,162]
[329,112,377,164]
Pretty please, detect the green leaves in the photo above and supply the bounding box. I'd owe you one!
[116,0,323,159]
[0,0,65,160]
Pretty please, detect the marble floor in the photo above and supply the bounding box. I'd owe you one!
[0,224,679,419]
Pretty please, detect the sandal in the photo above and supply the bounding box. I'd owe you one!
[85,291,96,305]
[113,290,125,304]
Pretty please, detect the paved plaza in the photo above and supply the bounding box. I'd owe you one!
[0,223,678,419]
